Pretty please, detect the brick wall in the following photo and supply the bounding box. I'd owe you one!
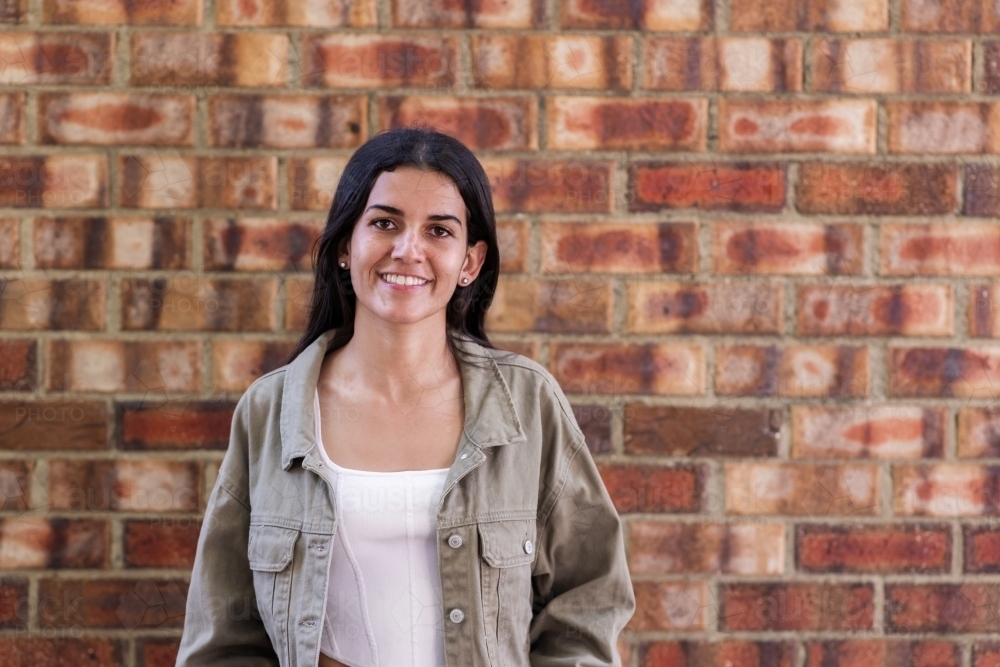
[2,0,1000,665]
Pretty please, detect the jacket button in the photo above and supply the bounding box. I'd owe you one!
[523,539,533,555]
[460,453,468,460]
[449,608,464,623]
[301,619,317,627]
[447,534,463,548]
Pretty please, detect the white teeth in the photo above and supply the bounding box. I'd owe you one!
[380,273,428,286]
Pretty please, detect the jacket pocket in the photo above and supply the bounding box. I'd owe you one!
[247,523,298,664]
[478,519,536,667]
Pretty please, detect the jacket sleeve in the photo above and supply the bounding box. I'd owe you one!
[175,392,279,667]
[528,427,636,667]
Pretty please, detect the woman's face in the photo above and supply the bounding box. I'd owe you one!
[339,166,488,327]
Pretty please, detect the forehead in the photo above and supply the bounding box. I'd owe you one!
[366,167,464,210]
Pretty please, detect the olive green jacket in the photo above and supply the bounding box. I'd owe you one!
[175,328,635,667]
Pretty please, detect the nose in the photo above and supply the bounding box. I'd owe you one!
[391,226,425,262]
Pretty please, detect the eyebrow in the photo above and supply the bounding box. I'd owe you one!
[364,204,462,226]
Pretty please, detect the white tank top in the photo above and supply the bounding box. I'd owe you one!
[313,389,451,667]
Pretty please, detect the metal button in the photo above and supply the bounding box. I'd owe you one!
[301,619,317,627]
[447,534,463,548]
[460,453,468,459]
[523,539,533,555]
[449,608,464,623]
[316,544,327,552]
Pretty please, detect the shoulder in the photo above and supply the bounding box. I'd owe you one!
[234,365,288,414]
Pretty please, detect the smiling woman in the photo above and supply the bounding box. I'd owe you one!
[175,127,635,667]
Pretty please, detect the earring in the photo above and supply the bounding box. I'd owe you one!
[461,277,469,284]
[340,262,347,268]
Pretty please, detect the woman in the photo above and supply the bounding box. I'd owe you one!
[175,127,635,667]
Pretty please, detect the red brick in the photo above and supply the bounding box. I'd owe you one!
[975,643,1000,667]
[203,218,322,271]
[0,461,36,513]
[137,638,180,667]
[719,100,875,153]
[0,340,36,391]
[882,223,1000,276]
[0,578,27,628]
[118,401,233,451]
[0,32,113,85]
[965,164,1000,216]
[549,97,706,151]
[561,0,711,29]
[959,407,1000,458]
[965,526,1000,573]
[627,281,781,334]
[46,339,201,393]
[497,219,528,273]
[131,33,287,87]
[715,344,869,397]
[379,95,536,150]
[598,463,703,514]
[118,155,276,209]
[0,278,104,330]
[38,578,187,629]
[971,285,1000,338]
[485,278,612,334]
[888,102,1000,154]
[472,35,631,90]
[792,405,946,459]
[625,405,781,457]
[983,43,1000,94]
[725,463,879,516]
[572,404,613,454]
[393,0,540,27]
[0,92,22,143]
[629,581,708,631]
[731,0,887,31]
[541,221,696,274]
[797,162,958,215]
[0,0,24,23]
[43,0,202,24]
[886,584,1000,633]
[894,464,1000,516]
[120,276,278,331]
[0,638,126,666]
[720,583,874,631]
[288,157,348,211]
[629,162,786,212]
[0,218,17,268]
[713,221,863,275]
[902,0,1000,32]
[645,37,802,92]
[640,641,795,667]
[217,0,375,26]
[212,339,296,391]
[0,155,108,208]
[124,519,201,568]
[484,158,614,213]
[796,524,951,573]
[550,342,705,396]
[889,346,1000,398]
[303,35,458,88]
[210,95,365,148]
[34,217,190,269]
[797,284,953,336]
[39,92,195,145]
[284,276,314,332]
[0,517,107,569]
[804,641,960,667]
[630,521,784,574]
[0,400,106,450]
[49,459,200,512]
[812,39,971,94]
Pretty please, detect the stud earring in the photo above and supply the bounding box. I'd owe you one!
[461,277,469,284]
[340,262,347,268]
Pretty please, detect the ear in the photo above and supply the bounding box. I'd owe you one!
[461,240,489,281]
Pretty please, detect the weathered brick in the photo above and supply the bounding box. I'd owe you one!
[971,286,1000,338]
[283,276,314,332]
[0,218,17,268]
[288,157,348,211]
[46,339,201,393]
[812,39,971,94]
[797,162,957,215]
[0,92,23,143]
[886,584,1000,633]
[210,95,365,148]
[599,463,704,513]
[713,221,863,275]
[203,218,322,272]
[715,345,869,397]
[0,155,108,208]
[497,219,528,274]
[983,43,1000,94]
[792,405,946,459]
[549,342,705,396]
[303,35,458,88]
[797,284,953,336]
[644,37,802,92]
[964,164,1000,216]
[894,464,1000,516]
[725,463,879,516]
[796,524,951,573]
[572,404,612,454]
[43,0,202,24]
[38,92,194,146]
[639,641,796,667]
[379,95,537,150]
[0,0,24,23]
[624,405,781,457]
[889,346,1000,398]
[137,638,180,667]
[212,339,296,391]
[629,581,708,631]
[888,102,1000,154]
[0,517,107,569]
[118,401,233,451]
[630,521,784,574]
[118,155,276,209]
[0,578,26,628]
[731,0,887,31]
[720,583,874,631]
[217,0,375,26]
[0,638,126,666]
[0,278,104,330]
[0,340,36,391]
[627,282,781,334]
[804,641,960,667]
[37,578,187,629]
[484,158,614,213]
[491,339,539,363]
[902,0,1000,32]
[393,0,540,27]
[719,100,876,153]
[0,461,35,513]
[975,643,1000,667]
[485,278,612,334]
[0,32,113,85]
[34,217,190,270]
[132,33,287,87]
[0,400,106,451]
[120,277,278,331]
[964,526,1000,573]
[124,520,201,568]
[561,0,711,29]
[541,221,696,274]
[548,97,706,151]
[629,162,786,212]
[49,459,200,512]
[882,223,1000,276]
[472,35,632,90]
[959,407,1000,458]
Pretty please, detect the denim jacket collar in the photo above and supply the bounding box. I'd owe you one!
[279,327,527,471]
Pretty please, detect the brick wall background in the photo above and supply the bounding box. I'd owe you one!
[2,0,1000,665]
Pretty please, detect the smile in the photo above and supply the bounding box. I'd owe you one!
[379,272,430,287]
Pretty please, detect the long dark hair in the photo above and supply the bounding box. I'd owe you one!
[283,127,501,367]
